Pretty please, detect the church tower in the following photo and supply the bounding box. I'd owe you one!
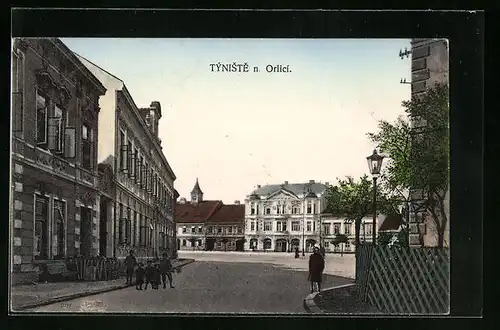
[190,178,204,204]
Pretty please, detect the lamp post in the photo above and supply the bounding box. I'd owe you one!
[302,189,306,256]
[366,149,385,244]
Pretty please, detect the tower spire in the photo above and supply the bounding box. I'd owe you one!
[190,178,203,203]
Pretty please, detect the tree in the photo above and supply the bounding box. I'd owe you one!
[325,176,386,248]
[367,83,449,248]
[332,234,348,256]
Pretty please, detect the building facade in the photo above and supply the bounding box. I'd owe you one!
[319,215,381,253]
[77,55,177,259]
[10,38,106,283]
[176,179,245,251]
[244,180,329,252]
[409,38,450,248]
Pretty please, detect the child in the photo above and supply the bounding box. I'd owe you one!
[152,264,161,290]
[144,260,154,290]
[135,263,145,290]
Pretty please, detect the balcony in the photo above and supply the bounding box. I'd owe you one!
[33,147,77,178]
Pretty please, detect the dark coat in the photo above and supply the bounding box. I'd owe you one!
[160,258,173,273]
[308,253,325,283]
[125,255,136,269]
[145,265,154,281]
[135,267,145,282]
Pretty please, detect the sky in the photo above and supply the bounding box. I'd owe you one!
[62,38,411,204]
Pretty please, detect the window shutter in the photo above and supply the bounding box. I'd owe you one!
[64,127,76,158]
[135,157,140,183]
[47,117,60,150]
[130,152,135,179]
[120,145,128,172]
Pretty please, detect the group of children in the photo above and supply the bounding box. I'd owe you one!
[135,260,162,290]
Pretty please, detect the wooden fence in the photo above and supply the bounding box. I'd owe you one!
[356,244,450,315]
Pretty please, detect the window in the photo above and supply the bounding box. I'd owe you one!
[345,223,352,235]
[292,221,300,231]
[79,206,92,256]
[36,90,48,145]
[345,241,351,251]
[217,227,222,234]
[48,105,64,153]
[365,223,373,236]
[12,51,23,136]
[283,222,287,231]
[34,196,49,259]
[228,227,232,234]
[134,150,140,183]
[265,207,271,215]
[276,206,281,214]
[264,222,272,231]
[306,222,312,232]
[292,206,300,214]
[131,211,136,247]
[182,226,186,233]
[120,131,128,172]
[53,200,66,258]
[322,224,330,235]
[251,203,255,215]
[182,239,186,247]
[198,226,203,233]
[334,223,341,235]
[307,202,312,214]
[208,226,213,234]
[250,222,255,231]
[82,123,93,169]
[191,226,195,233]
[127,140,133,178]
[237,226,242,234]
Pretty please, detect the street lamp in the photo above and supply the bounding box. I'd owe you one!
[302,188,306,256]
[366,149,385,244]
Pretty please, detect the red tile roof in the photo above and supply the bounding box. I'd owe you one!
[379,214,403,231]
[207,204,245,224]
[175,200,222,224]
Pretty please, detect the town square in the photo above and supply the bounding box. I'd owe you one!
[10,35,450,315]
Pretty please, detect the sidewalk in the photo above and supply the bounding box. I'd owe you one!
[11,258,194,311]
[304,284,382,314]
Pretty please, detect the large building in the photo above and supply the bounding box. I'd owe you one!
[10,38,106,283]
[244,180,383,253]
[176,179,245,251]
[244,180,329,252]
[77,55,177,259]
[409,38,450,248]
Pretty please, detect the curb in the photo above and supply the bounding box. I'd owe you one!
[12,259,195,311]
[303,283,355,314]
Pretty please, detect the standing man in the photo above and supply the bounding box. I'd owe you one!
[308,246,325,293]
[125,250,137,285]
[159,252,175,289]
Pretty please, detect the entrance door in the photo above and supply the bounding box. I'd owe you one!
[235,239,245,251]
[80,206,92,257]
[99,199,107,256]
[205,238,216,251]
[34,196,49,259]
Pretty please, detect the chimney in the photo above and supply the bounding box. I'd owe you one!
[284,181,289,185]
[257,185,261,188]
[234,200,240,205]
[309,180,315,184]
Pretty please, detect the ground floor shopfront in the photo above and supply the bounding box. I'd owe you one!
[177,236,245,252]
[10,157,100,284]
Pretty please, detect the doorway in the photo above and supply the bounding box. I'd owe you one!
[235,239,245,251]
[205,238,216,251]
[99,198,108,256]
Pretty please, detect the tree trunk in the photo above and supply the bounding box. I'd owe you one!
[355,219,361,247]
[341,245,344,257]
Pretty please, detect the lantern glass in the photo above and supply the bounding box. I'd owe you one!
[366,149,384,176]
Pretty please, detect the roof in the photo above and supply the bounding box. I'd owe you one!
[175,200,221,224]
[207,204,245,224]
[250,182,328,198]
[379,214,403,231]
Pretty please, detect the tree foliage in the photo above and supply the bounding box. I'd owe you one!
[325,175,386,248]
[367,83,450,248]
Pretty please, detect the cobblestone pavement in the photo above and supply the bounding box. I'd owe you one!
[178,251,356,279]
[28,261,353,313]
